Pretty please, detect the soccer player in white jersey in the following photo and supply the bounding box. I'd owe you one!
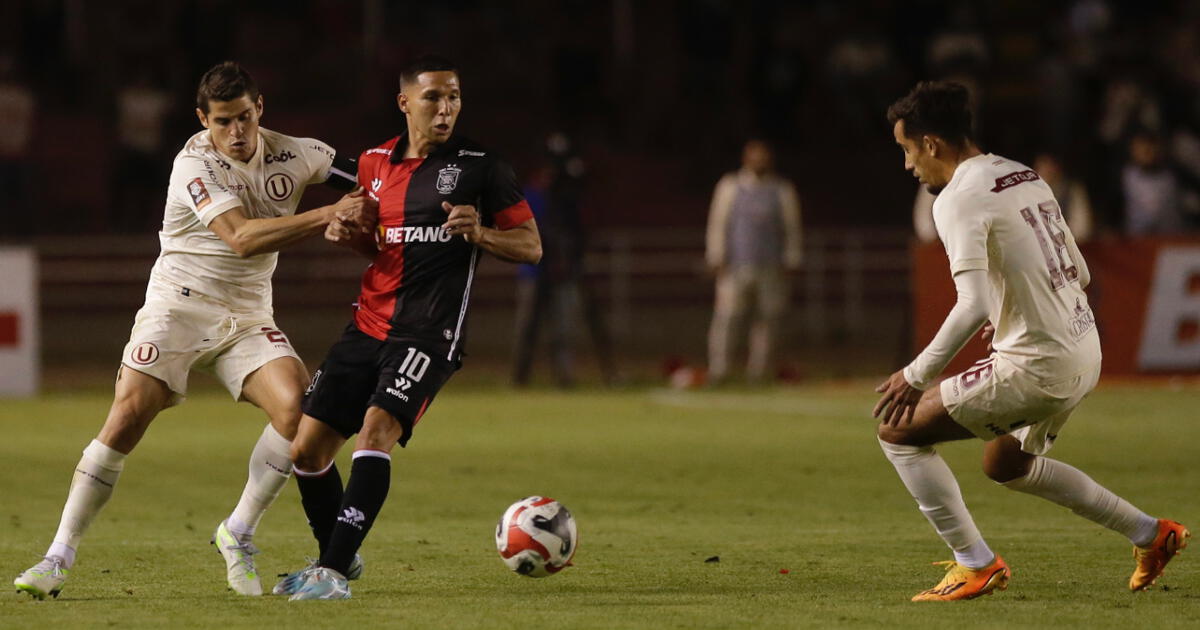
[873,81,1189,602]
[14,62,375,599]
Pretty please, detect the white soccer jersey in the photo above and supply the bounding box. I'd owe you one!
[150,127,336,313]
[933,153,1100,382]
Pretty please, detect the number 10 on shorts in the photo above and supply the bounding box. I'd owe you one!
[398,347,431,383]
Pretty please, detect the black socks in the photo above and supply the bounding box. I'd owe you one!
[295,462,345,555]
[319,452,391,576]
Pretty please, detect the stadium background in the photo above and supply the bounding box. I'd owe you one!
[1,2,1199,626]
[2,0,1199,385]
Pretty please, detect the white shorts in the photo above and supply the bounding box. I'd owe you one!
[120,284,301,405]
[940,353,1101,455]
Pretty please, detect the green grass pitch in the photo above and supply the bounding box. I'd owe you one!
[1,382,1197,628]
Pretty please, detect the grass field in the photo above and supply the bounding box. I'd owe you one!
[1,382,1197,628]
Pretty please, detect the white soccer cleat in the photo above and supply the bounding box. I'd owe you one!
[14,556,69,600]
[273,554,363,596]
[211,520,263,596]
[287,567,350,601]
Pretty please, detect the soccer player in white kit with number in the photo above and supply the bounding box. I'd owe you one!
[14,62,375,599]
[873,81,1188,602]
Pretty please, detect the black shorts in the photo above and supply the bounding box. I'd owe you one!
[301,323,458,447]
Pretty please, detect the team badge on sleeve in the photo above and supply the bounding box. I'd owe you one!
[436,165,461,194]
[130,342,160,365]
[187,178,212,210]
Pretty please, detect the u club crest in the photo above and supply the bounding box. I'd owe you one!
[130,342,159,365]
[436,165,461,194]
[266,173,295,201]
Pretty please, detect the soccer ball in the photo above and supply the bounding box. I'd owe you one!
[495,496,577,577]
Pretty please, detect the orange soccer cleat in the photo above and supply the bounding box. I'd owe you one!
[911,555,1011,602]
[1130,519,1190,591]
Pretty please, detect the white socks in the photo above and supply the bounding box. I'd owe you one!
[42,426,294,568]
[48,440,127,568]
[226,424,294,540]
[878,438,995,568]
[1001,455,1159,546]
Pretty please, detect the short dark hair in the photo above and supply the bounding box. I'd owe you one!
[887,81,974,148]
[399,54,458,89]
[196,61,259,113]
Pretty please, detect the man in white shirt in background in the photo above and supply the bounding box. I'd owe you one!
[873,80,1188,602]
[705,139,802,385]
[15,61,374,599]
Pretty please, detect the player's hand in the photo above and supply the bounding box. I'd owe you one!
[442,201,483,243]
[334,188,378,234]
[325,216,353,243]
[981,323,995,353]
[873,369,923,427]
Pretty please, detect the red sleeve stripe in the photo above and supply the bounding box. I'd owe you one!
[494,199,534,230]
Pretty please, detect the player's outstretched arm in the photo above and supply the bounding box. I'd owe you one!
[901,268,990,389]
[874,268,989,425]
[209,191,375,257]
[441,202,542,264]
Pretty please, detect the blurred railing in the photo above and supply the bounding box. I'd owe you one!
[584,228,913,344]
[30,227,913,363]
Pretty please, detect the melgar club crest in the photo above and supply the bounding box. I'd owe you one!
[436,164,462,194]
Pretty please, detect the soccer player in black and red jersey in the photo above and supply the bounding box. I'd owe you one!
[275,55,541,600]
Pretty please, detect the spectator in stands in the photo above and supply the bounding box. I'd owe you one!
[112,68,172,231]
[513,133,618,387]
[1122,131,1187,235]
[1035,153,1095,241]
[912,184,938,243]
[705,139,802,385]
[827,24,901,138]
[0,53,35,235]
[512,164,575,387]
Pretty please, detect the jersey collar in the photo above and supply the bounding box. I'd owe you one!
[946,152,991,191]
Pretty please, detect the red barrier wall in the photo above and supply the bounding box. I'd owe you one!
[912,238,1200,377]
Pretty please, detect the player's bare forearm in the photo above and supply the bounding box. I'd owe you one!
[213,191,374,258]
[440,201,541,264]
[476,220,542,264]
[211,206,335,257]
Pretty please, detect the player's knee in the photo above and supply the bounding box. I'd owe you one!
[267,404,302,435]
[290,443,332,472]
[983,460,1022,483]
[106,397,159,434]
[356,411,403,452]
[356,427,399,453]
[876,422,915,446]
[982,450,1032,482]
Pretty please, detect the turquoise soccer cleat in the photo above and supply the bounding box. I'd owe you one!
[288,567,351,601]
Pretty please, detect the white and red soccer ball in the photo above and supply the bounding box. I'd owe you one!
[495,496,577,577]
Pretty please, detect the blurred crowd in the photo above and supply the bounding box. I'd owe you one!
[2,0,1199,237]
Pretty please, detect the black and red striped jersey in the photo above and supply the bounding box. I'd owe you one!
[353,133,533,360]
